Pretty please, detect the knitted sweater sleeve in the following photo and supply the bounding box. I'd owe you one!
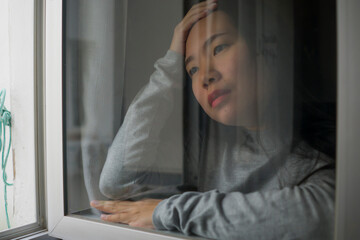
[99,50,184,199]
[153,166,335,240]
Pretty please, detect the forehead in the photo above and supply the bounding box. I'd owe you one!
[185,11,237,57]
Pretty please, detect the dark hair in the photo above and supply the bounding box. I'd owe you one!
[292,0,337,161]
[182,0,336,170]
[184,0,256,56]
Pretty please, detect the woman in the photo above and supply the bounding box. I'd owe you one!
[91,0,335,239]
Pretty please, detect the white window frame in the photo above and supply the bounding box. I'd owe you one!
[44,0,360,240]
[334,0,360,239]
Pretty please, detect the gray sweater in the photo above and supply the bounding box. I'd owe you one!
[99,50,335,240]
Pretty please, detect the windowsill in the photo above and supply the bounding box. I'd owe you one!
[69,208,205,240]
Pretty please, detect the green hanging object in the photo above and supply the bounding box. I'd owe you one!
[0,89,12,229]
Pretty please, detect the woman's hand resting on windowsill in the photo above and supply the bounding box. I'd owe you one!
[90,199,162,229]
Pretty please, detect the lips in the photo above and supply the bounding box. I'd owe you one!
[208,89,231,108]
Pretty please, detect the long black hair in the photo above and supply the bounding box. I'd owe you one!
[182,0,336,172]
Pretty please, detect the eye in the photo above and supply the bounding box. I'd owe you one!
[188,67,199,77]
[213,44,229,56]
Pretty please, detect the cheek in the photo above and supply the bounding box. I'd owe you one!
[217,47,255,102]
[216,50,244,81]
[192,82,208,109]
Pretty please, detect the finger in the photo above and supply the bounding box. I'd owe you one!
[91,200,134,208]
[185,2,217,21]
[182,9,213,32]
[189,0,217,12]
[101,213,133,223]
[182,3,217,28]
[188,0,217,14]
[90,200,131,213]
[101,213,122,223]
[90,200,103,209]
[90,201,116,213]
[182,11,207,30]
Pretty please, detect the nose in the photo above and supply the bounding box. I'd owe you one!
[199,62,220,89]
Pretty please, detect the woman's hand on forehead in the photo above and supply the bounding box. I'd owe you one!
[170,0,218,55]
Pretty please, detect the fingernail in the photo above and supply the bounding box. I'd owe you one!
[90,200,99,206]
[101,214,107,220]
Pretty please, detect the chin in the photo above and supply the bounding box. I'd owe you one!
[216,117,239,126]
[211,110,240,126]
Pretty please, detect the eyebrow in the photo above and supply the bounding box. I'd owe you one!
[185,32,229,68]
[185,56,194,68]
[203,32,228,51]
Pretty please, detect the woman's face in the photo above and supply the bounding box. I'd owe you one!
[185,11,257,127]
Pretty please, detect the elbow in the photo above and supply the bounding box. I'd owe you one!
[98,162,129,199]
[99,173,119,199]
[99,171,137,199]
[99,165,137,199]
[99,152,119,198]
[99,144,154,199]
[99,145,132,199]
[99,161,147,199]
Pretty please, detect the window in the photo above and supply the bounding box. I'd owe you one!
[45,0,360,240]
[0,0,46,239]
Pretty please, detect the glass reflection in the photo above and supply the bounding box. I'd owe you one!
[64,0,336,239]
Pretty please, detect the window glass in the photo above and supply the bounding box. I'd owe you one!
[64,0,336,239]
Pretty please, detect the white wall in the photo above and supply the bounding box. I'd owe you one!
[0,0,14,231]
[0,0,36,231]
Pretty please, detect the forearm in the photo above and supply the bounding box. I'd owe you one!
[100,50,184,199]
[153,169,335,240]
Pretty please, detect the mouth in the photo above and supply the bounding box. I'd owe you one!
[208,89,231,108]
